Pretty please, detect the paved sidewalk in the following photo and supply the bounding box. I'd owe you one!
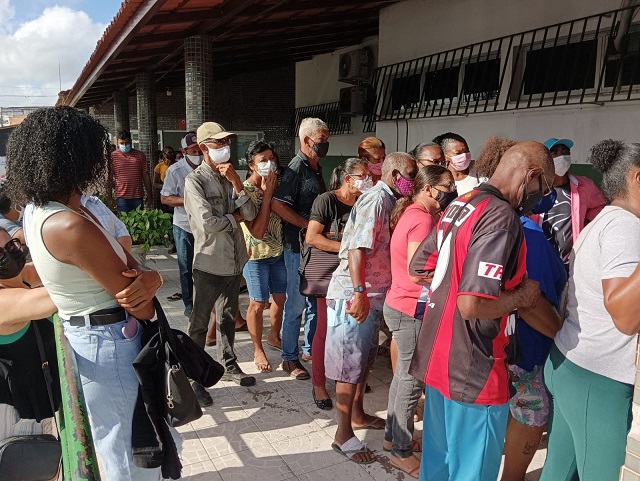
[148,248,545,481]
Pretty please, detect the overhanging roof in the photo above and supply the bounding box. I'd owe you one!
[64,0,398,108]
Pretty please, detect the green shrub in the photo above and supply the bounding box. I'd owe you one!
[119,207,173,253]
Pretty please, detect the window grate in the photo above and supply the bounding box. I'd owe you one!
[363,4,640,125]
[289,102,352,136]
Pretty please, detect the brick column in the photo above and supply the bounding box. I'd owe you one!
[113,89,130,134]
[135,70,159,208]
[620,346,640,479]
[184,35,213,131]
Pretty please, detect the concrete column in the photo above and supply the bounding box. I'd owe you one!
[135,70,159,208]
[113,89,130,134]
[184,35,213,131]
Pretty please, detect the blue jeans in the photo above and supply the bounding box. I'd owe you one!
[62,318,168,481]
[281,246,306,361]
[301,297,317,356]
[172,225,194,314]
[116,197,143,213]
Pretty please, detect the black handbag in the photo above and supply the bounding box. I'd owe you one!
[155,299,203,428]
[0,323,61,481]
[298,199,342,298]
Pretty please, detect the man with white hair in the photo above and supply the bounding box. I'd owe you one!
[272,117,329,380]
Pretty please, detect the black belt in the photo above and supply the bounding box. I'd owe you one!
[67,307,127,327]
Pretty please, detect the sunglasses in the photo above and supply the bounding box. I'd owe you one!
[0,238,21,256]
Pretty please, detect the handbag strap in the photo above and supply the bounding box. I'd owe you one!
[33,322,60,441]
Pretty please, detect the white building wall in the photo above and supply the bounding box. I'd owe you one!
[295,38,378,156]
[378,0,621,66]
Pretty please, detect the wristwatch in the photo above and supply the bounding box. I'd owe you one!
[354,285,366,293]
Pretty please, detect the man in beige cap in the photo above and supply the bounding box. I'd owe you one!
[184,122,259,402]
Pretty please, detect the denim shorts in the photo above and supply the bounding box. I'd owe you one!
[325,299,381,384]
[242,254,287,302]
[509,364,550,427]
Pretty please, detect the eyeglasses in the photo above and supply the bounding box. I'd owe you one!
[435,181,456,192]
[418,158,446,167]
[350,174,372,181]
[0,238,21,256]
[204,137,231,147]
[540,173,553,196]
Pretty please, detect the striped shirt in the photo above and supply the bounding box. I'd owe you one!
[111,148,148,199]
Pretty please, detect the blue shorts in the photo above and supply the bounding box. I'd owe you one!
[242,254,287,302]
[325,299,380,384]
[421,385,509,481]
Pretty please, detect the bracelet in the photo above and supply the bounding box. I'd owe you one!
[157,271,164,288]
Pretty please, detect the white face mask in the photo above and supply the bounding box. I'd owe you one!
[256,160,276,177]
[554,155,571,176]
[186,154,203,166]
[353,177,373,194]
[205,144,231,164]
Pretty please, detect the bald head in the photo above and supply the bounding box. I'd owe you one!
[489,141,555,208]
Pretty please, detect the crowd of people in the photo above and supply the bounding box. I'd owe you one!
[0,106,637,481]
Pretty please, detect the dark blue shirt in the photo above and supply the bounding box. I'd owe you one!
[517,216,567,371]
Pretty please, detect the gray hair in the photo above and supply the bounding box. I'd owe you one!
[298,118,329,142]
[382,151,413,178]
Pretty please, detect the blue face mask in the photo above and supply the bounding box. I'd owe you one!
[119,144,132,153]
[531,189,557,214]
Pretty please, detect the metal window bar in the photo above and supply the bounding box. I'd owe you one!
[289,102,352,136]
[362,4,640,126]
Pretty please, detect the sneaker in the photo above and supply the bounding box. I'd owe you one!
[222,364,256,386]
[282,359,310,380]
[191,381,213,407]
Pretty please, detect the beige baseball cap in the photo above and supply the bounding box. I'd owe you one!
[196,122,236,144]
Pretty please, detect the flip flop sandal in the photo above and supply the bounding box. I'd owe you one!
[383,439,422,452]
[235,323,249,332]
[352,416,386,430]
[167,292,182,301]
[254,360,272,372]
[389,459,420,479]
[266,341,282,351]
[331,436,375,464]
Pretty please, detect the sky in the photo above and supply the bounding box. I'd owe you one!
[0,0,123,108]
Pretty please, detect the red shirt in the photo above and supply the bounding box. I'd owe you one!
[111,148,148,199]
[385,203,437,319]
[408,186,527,405]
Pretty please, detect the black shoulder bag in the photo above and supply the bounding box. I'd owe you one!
[0,322,62,481]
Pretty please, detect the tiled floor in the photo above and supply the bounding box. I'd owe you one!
[149,248,545,481]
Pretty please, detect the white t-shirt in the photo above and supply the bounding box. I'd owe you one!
[454,169,482,195]
[555,206,640,384]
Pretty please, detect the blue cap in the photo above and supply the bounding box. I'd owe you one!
[544,138,574,150]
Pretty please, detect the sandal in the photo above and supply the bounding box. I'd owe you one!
[167,292,182,301]
[331,436,375,464]
[254,359,272,372]
[352,415,385,430]
[390,458,420,479]
[383,439,422,452]
[312,387,333,410]
[266,340,282,351]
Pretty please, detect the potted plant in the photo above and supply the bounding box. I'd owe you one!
[119,207,173,265]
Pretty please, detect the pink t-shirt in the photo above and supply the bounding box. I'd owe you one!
[385,203,437,318]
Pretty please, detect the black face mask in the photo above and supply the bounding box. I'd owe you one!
[0,240,27,280]
[517,174,544,215]
[311,140,330,158]
[434,189,458,210]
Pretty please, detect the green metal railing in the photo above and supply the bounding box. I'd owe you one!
[53,314,101,480]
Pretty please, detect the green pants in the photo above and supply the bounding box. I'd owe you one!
[540,345,632,481]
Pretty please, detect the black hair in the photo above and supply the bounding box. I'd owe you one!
[589,139,640,201]
[432,132,468,155]
[391,165,451,229]
[116,130,131,141]
[6,107,110,206]
[410,142,442,160]
[0,185,11,215]
[245,140,278,165]
[329,158,368,190]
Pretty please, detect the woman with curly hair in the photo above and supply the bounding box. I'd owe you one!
[6,107,166,481]
[540,140,640,481]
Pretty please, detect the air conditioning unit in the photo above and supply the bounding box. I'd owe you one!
[339,86,369,116]
[338,48,373,84]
